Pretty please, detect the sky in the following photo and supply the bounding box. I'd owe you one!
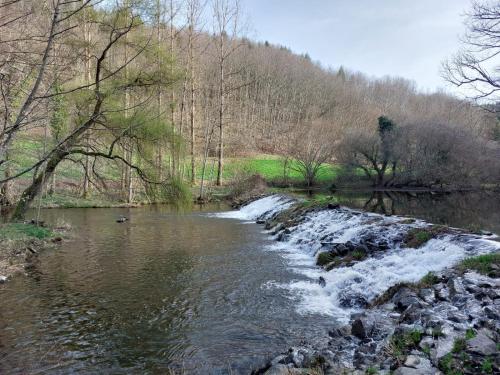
[241,0,472,93]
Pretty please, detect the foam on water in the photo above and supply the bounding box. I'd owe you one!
[213,195,295,221]
[215,195,500,321]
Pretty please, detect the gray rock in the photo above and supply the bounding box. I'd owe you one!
[419,337,435,350]
[483,305,499,320]
[351,318,369,339]
[433,331,459,362]
[0,275,7,284]
[395,356,437,375]
[447,278,466,297]
[270,355,287,366]
[392,288,422,311]
[264,364,292,375]
[434,284,450,301]
[467,330,497,356]
[418,288,435,304]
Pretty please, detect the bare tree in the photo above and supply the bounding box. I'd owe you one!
[443,1,500,102]
[212,0,242,186]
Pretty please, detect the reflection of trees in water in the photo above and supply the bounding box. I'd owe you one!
[363,192,395,215]
[336,190,500,233]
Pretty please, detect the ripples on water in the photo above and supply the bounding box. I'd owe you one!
[0,205,332,374]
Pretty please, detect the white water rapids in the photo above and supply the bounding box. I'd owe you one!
[214,195,500,323]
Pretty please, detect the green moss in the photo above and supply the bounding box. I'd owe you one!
[457,253,500,275]
[0,223,53,240]
[365,367,378,375]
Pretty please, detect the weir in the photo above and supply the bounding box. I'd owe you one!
[217,195,500,321]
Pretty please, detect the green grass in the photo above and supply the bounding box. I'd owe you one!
[403,226,448,248]
[0,223,53,240]
[458,253,500,275]
[419,272,440,287]
[219,155,340,184]
[317,251,335,266]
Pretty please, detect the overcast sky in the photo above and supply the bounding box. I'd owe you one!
[241,0,472,93]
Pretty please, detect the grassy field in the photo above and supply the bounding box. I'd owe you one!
[215,155,340,184]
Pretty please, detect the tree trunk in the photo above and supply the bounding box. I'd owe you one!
[216,36,225,186]
[11,148,68,221]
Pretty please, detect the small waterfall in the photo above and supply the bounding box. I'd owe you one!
[217,195,500,322]
[214,195,296,221]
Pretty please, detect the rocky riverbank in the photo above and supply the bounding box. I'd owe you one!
[237,196,500,375]
[0,222,68,283]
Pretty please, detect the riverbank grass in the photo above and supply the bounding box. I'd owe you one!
[457,253,500,275]
[0,223,53,240]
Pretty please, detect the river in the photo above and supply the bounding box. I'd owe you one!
[0,191,498,374]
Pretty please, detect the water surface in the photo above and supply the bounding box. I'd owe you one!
[0,204,331,374]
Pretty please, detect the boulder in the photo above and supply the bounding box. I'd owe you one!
[392,288,422,312]
[466,330,497,356]
[351,318,367,339]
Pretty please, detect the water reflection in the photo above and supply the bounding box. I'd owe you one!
[330,190,500,234]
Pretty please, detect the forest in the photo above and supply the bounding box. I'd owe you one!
[0,0,499,220]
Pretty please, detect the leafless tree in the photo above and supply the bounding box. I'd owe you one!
[443,0,500,102]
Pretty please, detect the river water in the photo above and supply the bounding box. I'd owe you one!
[0,192,499,374]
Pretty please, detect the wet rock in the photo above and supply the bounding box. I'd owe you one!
[418,288,435,304]
[0,275,7,284]
[282,347,314,368]
[269,354,287,366]
[447,278,466,297]
[434,284,450,301]
[339,292,368,308]
[483,305,499,320]
[318,276,326,288]
[466,329,497,356]
[400,305,424,323]
[327,203,340,209]
[264,364,291,375]
[392,288,422,312]
[351,318,368,339]
[116,216,128,223]
[256,220,266,224]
